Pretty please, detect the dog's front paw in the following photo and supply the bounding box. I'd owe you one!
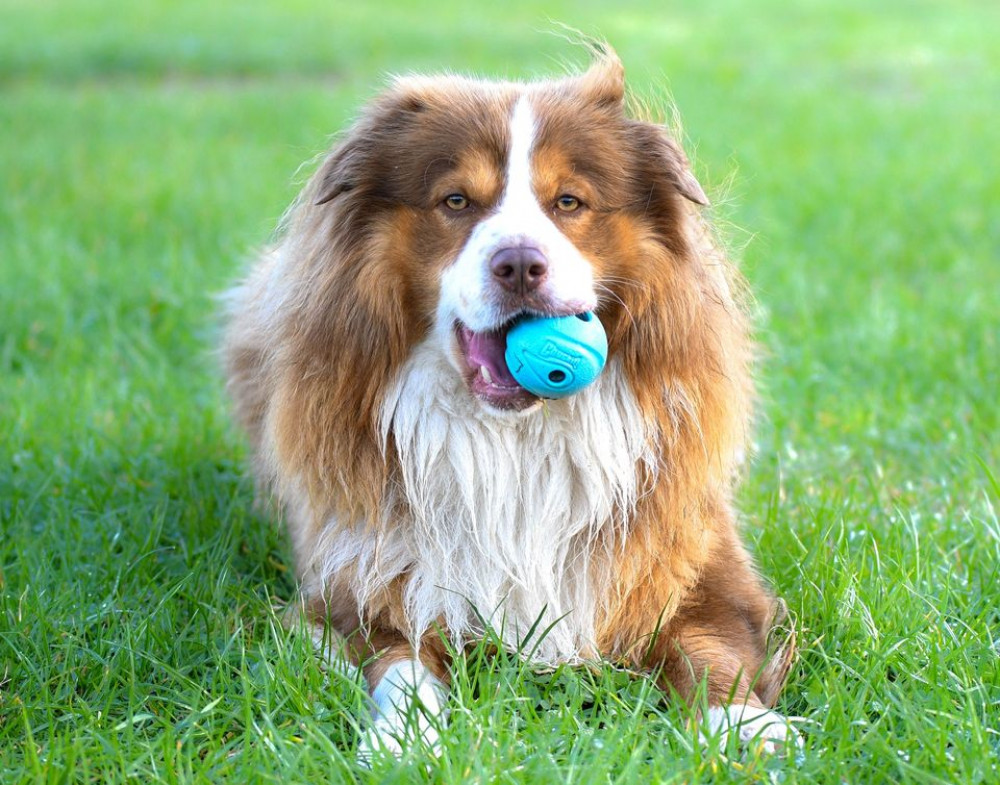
[355,660,448,767]
[703,705,803,755]
[355,711,443,767]
[356,717,404,766]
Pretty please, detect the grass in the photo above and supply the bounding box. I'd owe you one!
[2,0,998,782]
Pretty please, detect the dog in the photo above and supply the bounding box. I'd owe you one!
[222,47,798,760]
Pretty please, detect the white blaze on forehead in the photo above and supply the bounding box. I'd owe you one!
[436,93,597,336]
[504,95,536,209]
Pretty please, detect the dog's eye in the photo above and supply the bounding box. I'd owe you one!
[555,195,581,213]
[444,193,470,211]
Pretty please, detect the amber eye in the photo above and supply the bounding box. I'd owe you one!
[555,194,581,212]
[444,193,470,211]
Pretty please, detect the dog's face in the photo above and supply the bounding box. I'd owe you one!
[311,58,707,413]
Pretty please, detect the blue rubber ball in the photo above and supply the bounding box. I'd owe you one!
[505,312,608,398]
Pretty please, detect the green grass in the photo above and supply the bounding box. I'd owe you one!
[2,0,999,782]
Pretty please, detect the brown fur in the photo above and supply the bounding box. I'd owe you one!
[223,49,793,718]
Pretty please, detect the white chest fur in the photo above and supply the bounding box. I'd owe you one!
[315,339,654,662]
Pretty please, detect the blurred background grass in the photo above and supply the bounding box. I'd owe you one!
[2,1,998,782]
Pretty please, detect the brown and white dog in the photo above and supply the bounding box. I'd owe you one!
[223,48,798,760]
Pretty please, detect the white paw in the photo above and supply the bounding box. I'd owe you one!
[355,706,443,766]
[355,660,448,767]
[704,705,803,755]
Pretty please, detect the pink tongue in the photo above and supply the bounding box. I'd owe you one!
[466,328,518,384]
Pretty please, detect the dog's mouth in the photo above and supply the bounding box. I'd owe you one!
[454,321,540,411]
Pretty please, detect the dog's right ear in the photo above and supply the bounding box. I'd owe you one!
[314,145,358,205]
[314,85,428,206]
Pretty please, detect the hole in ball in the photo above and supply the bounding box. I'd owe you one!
[575,312,593,322]
[548,370,567,383]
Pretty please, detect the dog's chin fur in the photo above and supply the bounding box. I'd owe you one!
[223,46,796,755]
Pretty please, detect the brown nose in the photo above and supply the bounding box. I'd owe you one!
[490,245,548,295]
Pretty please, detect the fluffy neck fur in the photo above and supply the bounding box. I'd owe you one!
[313,338,656,662]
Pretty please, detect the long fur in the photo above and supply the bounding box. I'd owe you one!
[223,48,794,721]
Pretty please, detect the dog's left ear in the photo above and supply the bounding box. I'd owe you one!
[660,133,710,206]
[575,47,709,207]
[575,46,626,108]
[632,122,710,207]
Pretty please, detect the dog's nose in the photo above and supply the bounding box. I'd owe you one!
[490,245,548,295]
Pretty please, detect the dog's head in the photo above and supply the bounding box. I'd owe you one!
[301,50,709,415]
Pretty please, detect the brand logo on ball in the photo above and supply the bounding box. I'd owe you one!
[539,340,583,369]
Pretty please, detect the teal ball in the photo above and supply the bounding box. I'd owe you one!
[505,312,608,398]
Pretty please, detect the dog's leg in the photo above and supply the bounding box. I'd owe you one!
[700,702,801,755]
[655,548,801,754]
[356,644,450,766]
[292,595,451,764]
[607,526,800,754]
[659,620,801,754]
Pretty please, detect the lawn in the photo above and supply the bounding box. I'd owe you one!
[2,0,998,782]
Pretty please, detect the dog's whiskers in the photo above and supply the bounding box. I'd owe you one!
[595,282,637,328]
[597,274,644,289]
